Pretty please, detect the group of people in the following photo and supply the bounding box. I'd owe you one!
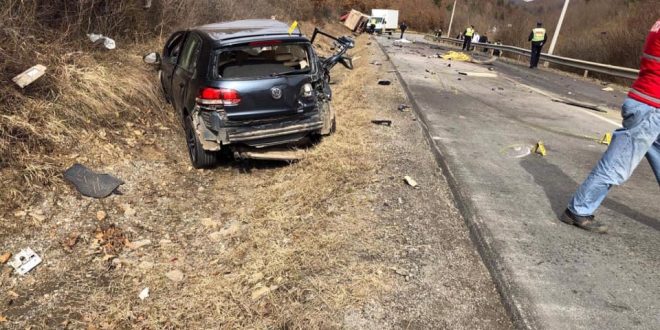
[451,20,660,233]
[459,22,546,68]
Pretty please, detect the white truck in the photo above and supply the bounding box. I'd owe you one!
[370,9,399,35]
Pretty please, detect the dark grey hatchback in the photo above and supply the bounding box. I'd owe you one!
[144,19,354,168]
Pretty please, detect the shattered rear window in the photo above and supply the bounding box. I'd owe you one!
[216,43,310,79]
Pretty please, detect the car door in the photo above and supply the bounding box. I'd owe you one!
[161,31,186,101]
[172,33,202,114]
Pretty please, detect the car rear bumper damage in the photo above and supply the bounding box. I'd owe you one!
[192,107,323,151]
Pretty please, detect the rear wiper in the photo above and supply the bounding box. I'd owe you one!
[270,69,308,77]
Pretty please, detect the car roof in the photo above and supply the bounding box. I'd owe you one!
[194,19,304,43]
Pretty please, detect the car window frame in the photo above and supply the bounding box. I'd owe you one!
[164,31,186,63]
[177,33,202,74]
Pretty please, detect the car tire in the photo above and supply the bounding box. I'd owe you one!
[183,113,217,168]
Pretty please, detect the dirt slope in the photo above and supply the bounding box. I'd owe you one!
[0,30,510,329]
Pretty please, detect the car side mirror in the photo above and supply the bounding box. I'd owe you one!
[143,52,161,65]
[339,56,353,70]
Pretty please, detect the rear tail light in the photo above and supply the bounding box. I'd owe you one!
[196,87,241,106]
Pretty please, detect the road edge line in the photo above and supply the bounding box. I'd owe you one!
[375,39,536,330]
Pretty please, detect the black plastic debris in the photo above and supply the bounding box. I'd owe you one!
[371,119,392,126]
[63,163,124,198]
[378,80,391,85]
[398,104,410,111]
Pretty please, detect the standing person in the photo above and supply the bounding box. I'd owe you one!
[462,25,475,51]
[561,18,660,233]
[528,22,547,68]
[400,21,408,39]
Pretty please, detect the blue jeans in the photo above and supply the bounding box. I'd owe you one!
[568,97,660,216]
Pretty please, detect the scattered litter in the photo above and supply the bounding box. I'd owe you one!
[12,64,47,88]
[442,51,471,61]
[458,71,498,78]
[397,104,410,112]
[8,248,42,275]
[533,141,547,156]
[403,176,419,188]
[378,79,391,85]
[599,133,612,145]
[64,163,124,198]
[87,33,116,50]
[0,252,11,264]
[165,269,184,282]
[601,87,614,92]
[138,287,149,300]
[371,119,392,126]
[393,38,412,44]
[551,98,608,113]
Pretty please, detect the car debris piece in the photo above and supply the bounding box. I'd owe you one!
[87,33,116,50]
[63,163,124,198]
[397,104,410,111]
[12,64,47,88]
[378,79,391,85]
[551,98,608,113]
[403,176,419,188]
[371,119,392,126]
[458,71,498,77]
[601,87,614,92]
[138,287,149,300]
[8,248,42,275]
[234,148,305,161]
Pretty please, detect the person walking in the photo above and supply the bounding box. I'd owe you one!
[400,21,408,39]
[562,18,660,233]
[528,22,547,68]
[462,25,475,51]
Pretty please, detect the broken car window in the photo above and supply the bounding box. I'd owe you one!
[216,43,310,79]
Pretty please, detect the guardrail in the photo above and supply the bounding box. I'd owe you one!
[424,35,640,80]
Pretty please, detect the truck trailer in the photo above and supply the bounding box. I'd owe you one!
[370,9,399,35]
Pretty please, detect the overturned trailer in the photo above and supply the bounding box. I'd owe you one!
[343,9,369,32]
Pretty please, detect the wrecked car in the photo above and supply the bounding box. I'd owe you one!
[144,19,354,167]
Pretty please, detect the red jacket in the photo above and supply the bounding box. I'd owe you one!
[629,19,660,108]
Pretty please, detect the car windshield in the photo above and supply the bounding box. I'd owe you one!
[216,43,310,79]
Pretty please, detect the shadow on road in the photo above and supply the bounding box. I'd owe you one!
[520,157,659,231]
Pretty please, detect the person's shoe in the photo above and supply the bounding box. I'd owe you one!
[560,209,608,234]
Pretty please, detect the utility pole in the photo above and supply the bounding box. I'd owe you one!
[447,0,457,38]
[545,0,570,66]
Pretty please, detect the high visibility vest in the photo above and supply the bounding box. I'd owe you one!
[465,28,474,37]
[532,28,546,42]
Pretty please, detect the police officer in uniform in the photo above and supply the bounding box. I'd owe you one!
[528,22,547,68]
[462,25,475,51]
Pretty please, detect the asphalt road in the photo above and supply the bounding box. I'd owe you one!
[376,35,659,329]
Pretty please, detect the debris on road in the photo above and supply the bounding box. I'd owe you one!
[0,252,12,264]
[87,33,116,50]
[393,38,412,45]
[371,119,392,126]
[458,71,498,78]
[138,287,149,300]
[165,269,184,282]
[532,141,547,156]
[599,133,612,145]
[370,61,382,66]
[8,248,42,275]
[403,176,419,188]
[551,98,608,113]
[64,163,124,198]
[442,51,471,61]
[378,79,391,85]
[397,104,410,112]
[12,64,47,88]
[601,87,614,92]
